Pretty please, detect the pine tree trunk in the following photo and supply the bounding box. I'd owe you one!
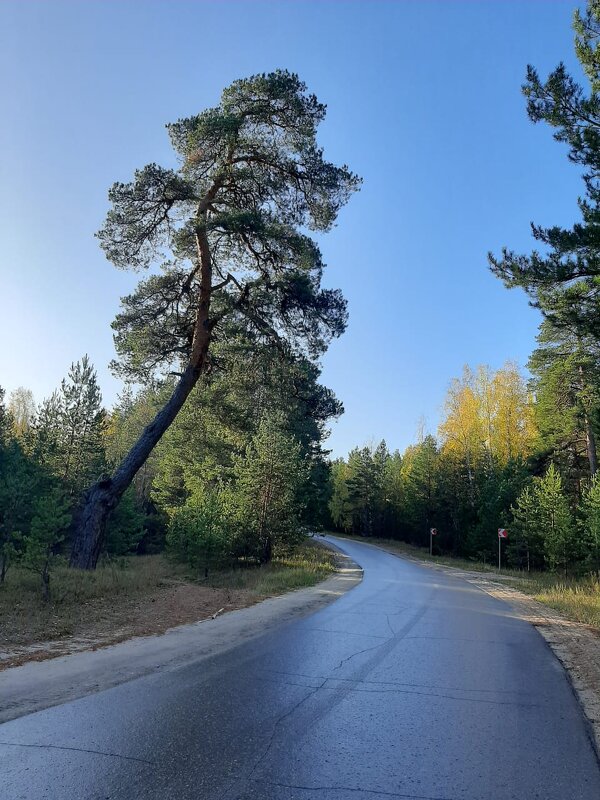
[69,362,204,569]
[70,221,215,570]
[578,364,598,476]
[584,413,598,476]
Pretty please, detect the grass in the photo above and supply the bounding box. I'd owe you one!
[520,576,600,629]
[0,538,337,653]
[0,555,192,647]
[206,538,337,595]
[333,533,600,630]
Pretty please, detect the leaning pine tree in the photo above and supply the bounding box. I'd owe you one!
[70,70,360,568]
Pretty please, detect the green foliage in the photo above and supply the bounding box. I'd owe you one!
[329,442,406,540]
[402,436,441,546]
[469,460,529,564]
[528,320,600,482]
[31,356,107,497]
[580,473,600,573]
[102,70,360,383]
[512,464,576,575]
[22,488,71,599]
[232,414,308,562]
[329,459,353,532]
[105,487,146,556]
[151,344,339,530]
[489,1,600,340]
[0,388,50,583]
[166,487,233,574]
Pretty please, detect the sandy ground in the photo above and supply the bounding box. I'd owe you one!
[0,550,363,724]
[0,541,340,670]
[0,583,259,670]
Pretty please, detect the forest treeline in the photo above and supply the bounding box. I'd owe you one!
[330,0,600,578]
[0,344,339,596]
[329,354,600,575]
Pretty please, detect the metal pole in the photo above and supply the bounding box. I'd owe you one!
[498,536,501,571]
[430,529,432,557]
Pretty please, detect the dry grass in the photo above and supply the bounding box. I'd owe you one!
[0,539,336,657]
[522,576,600,629]
[0,556,193,647]
[207,538,336,595]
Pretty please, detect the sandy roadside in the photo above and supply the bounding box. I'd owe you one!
[0,548,362,724]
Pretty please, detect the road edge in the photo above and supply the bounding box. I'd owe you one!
[332,535,600,760]
[0,543,363,725]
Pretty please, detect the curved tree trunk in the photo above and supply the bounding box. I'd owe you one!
[70,226,214,570]
[69,362,204,568]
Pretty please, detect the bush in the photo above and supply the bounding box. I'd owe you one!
[166,488,233,575]
[105,487,146,556]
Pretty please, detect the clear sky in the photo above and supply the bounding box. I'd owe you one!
[0,0,585,458]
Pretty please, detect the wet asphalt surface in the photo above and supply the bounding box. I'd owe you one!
[3,536,600,800]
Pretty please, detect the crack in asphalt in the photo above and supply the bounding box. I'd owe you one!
[246,679,327,781]
[0,740,154,765]
[252,779,457,799]
[301,627,389,640]
[252,673,535,707]
[263,669,532,697]
[316,684,538,707]
[331,641,390,672]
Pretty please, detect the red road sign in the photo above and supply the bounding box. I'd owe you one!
[430,528,437,536]
[498,528,508,539]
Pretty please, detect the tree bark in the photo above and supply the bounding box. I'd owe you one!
[69,363,206,568]
[70,226,214,569]
[578,364,598,476]
[584,413,598,477]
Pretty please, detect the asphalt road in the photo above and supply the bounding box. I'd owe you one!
[3,536,600,800]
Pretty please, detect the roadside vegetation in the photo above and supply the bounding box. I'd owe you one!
[0,540,335,659]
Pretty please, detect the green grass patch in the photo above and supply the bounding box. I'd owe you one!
[206,538,336,595]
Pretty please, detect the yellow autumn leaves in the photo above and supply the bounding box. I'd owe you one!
[438,362,537,469]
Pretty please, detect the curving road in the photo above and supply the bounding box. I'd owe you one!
[3,536,600,799]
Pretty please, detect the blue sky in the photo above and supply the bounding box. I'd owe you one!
[0,0,585,457]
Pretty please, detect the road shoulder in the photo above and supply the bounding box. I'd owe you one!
[0,545,362,725]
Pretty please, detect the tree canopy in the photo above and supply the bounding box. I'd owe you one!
[70,70,360,568]
[489,1,600,339]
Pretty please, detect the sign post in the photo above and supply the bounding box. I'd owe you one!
[498,528,508,570]
[430,527,437,556]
